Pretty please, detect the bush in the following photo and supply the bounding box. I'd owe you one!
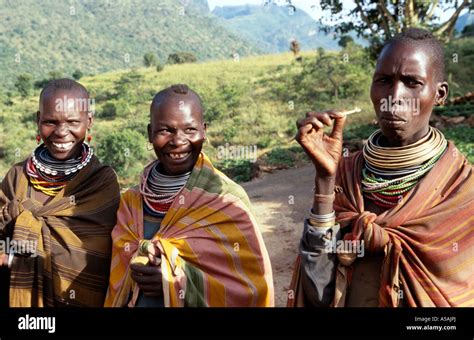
[444,37,474,96]
[14,74,32,98]
[216,158,252,182]
[264,45,373,103]
[72,69,84,80]
[265,147,296,167]
[156,63,164,72]
[95,128,148,178]
[100,102,117,119]
[34,71,64,89]
[143,52,157,67]
[167,52,197,64]
[443,126,474,163]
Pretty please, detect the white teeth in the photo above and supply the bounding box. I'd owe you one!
[169,152,189,160]
[52,142,74,150]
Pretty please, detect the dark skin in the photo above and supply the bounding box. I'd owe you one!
[0,89,92,265]
[131,92,206,297]
[296,40,449,215]
[34,89,92,205]
[147,94,206,175]
[370,42,448,147]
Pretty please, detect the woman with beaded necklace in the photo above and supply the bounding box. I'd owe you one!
[105,84,273,307]
[0,79,120,307]
[288,28,473,307]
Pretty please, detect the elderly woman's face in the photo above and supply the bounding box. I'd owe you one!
[148,96,206,175]
[37,89,92,160]
[370,41,447,146]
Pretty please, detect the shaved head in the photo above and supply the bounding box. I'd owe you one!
[150,84,204,122]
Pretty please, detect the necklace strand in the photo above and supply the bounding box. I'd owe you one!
[26,143,93,196]
[361,127,447,207]
[140,161,191,216]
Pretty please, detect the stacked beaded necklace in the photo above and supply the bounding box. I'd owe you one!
[26,143,93,197]
[140,161,191,217]
[361,127,447,207]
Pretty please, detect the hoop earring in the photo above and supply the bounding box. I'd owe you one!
[146,142,154,151]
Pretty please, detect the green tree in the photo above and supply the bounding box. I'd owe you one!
[461,24,474,37]
[14,74,32,98]
[338,35,354,48]
[100,102,117,119]
[167,52,197,64]
[72,69,84,80]
[317,0,472,56]
[143,52,158,67]
[96,128,148,178]
[34,71,64,89]
[270,44,373,102]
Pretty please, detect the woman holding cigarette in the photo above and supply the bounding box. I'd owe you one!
[288,28,473,307]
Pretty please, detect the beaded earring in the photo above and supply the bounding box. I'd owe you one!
[36,133,41,144]
[87,129,92,143]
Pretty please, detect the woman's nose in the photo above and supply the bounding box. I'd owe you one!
[390,81,407,105]
[170,130,188,146]
[54,124,69,137]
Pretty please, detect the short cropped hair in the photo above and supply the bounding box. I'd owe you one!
[382,28,445,82]
[39,78,89,101]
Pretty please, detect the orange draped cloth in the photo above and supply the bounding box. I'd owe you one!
[289,141,474,307]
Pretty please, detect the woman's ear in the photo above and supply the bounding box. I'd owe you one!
[87,112,94,129]
[435,82,449,106]
[147,123,152,143]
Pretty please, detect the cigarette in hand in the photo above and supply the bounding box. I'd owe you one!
[290,107,362,143]
[339,107,362,116]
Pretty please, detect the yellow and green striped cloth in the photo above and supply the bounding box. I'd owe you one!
[105,153,274,307]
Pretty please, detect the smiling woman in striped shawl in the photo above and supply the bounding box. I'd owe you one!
[289,28,473,307]
[0,79,120,307]
[105,84,273,307]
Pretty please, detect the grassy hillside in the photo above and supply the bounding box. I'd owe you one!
[0,51,374,184]
[0,0,259,89]
[1,41,472,186]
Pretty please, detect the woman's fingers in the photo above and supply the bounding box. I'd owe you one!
[329,114,347,141]
[325,110,346,118]
[304,110,347,141]
[148,255,161,266]
[130,263,161,275]
[297,117,324,132]
[306,111,334,126]
[0,254,8,267]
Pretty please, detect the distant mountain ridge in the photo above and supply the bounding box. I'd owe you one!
[455,12,474,34]
[212,4,343,53]
[0,0,259,88]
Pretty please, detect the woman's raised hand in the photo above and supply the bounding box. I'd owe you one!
[295,110,347,178]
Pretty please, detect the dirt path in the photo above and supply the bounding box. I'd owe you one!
[241,163,315,307]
